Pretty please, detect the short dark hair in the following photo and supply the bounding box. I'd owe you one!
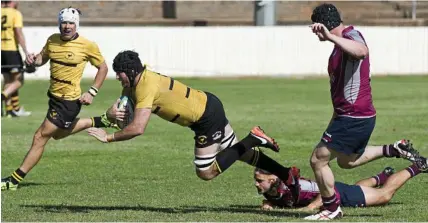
[311,3,343,31]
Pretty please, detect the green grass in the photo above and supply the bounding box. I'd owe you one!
[2,75,428,221]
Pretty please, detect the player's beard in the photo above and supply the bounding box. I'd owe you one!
[265,178,281,196]
[256,186,265,194]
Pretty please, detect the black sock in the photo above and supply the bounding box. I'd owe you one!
[11,91,20,111]
[10,168,26,185]
[215,134,261,172]
[215,134,291,183]
[255,151,291,182]
[243,146,291,182]
[240,133,262,149]
[1,92,7,101]
[91,116,107,128]
[215,142,247,172]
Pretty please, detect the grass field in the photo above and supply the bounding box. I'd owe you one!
[1,75,428,221]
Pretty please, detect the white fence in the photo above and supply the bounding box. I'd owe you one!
[23,26,428,79]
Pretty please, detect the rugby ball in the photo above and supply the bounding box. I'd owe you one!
[116,96,135,129]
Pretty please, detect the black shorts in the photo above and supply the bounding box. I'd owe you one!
[321,116,376,155]
[335,182,366,208]
[1,50,23,74]
[190,92,229,148]
[46,92,82,129]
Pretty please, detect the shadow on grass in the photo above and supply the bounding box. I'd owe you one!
[17,181,83,188]
[21,204,306,217]
[18,182,44,188]
[21,204,384,218]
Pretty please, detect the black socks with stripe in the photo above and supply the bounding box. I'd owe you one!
[11,168,26,185]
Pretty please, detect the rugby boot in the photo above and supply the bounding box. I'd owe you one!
[249,126,280,152]
[414,155,428,173]
[392,139,420,162]
[304,206,343,220]
[1,177,18,191]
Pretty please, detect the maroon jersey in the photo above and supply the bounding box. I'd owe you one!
[328,26,376,118]
[263,178,320,208]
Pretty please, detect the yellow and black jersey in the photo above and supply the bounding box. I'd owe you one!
[131,69,207,127]
[1,7,23,51]
[41,34,105,100]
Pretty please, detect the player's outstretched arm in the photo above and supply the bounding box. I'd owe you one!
[261,200,274,211]
[87,108,151,143]
[25,52,48,67]
[329,34,368,59]
[303,194,323,211]
[310,23,368,59]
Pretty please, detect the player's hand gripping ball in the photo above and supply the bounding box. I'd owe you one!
[116,96,135,129]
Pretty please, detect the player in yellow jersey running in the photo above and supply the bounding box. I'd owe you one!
[87,50,300,190]
[1,7,117,191]
[1,1,32,117]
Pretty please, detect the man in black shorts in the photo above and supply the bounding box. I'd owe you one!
[1,7,114,191]
[1,1,31,117]
[87,50,300,189]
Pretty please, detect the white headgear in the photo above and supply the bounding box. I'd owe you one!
[58,7,81,30]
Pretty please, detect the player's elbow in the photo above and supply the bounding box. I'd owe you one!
[123,124,144,138]
[135,128,145,136]
[130,125,145,136]
[14,28,23,38]
[97,62,108,73]
[354,46,369,59]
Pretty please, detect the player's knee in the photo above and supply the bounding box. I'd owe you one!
[309,155,318,169]
[194,154,219,181]
[380,193,393,204]
[18,75,24,86]
[33,128,50,144]
[196,169,218,181]
[33,129,43,141]
[310,153,327,169]
[310,145,331,168]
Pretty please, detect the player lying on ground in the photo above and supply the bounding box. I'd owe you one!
[86,50,300,190]
[254,158,428,212]
[1,7,118,191]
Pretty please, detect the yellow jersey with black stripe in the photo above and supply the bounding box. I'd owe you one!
[40,34,105,100]
[1,7,23,51]
[132,69,207,126]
